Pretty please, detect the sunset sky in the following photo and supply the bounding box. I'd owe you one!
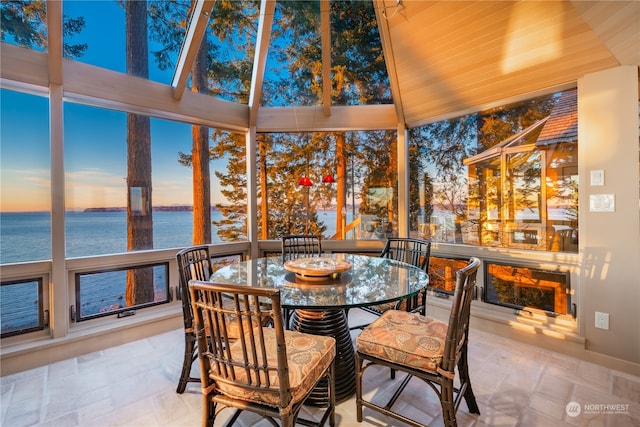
[0,1,229,213]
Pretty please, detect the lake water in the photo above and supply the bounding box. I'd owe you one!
[0,210,343,333]
[0,210,344,264]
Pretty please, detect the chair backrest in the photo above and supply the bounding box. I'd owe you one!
[440,257,481,375]
[380,237,431,272]
[176,245,213,330]
[188,280,291,407]
[281,234,322,262]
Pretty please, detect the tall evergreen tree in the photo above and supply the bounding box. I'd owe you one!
[151,0,260,242]
[259,0,393,239]
[125,0,154,306]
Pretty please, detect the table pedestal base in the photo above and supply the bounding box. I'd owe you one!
[290,309,355,405]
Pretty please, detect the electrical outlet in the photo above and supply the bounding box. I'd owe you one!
[595,311,609,330]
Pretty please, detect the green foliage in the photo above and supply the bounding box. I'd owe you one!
[409,93,558,236]
[1,0,87,57]
[477,95,555,150]
[211,130,248,241]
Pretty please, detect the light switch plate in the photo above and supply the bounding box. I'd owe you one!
[590,169,604,186]
[589,194,615,212]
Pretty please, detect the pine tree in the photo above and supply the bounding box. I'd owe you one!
[125,0,154,306]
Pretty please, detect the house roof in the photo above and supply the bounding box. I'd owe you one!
[464,87,578,165]
[463,117,549,165]
[536,89,578,146]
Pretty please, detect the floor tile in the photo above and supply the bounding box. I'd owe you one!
[1,309,639,427]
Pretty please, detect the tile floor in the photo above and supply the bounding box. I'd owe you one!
[2,309,639,427]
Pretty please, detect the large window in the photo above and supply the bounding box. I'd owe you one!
[0,90,51,263]
[259,131,398,241]
[63,102,246,256]
[410,89,578,253]
[262,1,391,108]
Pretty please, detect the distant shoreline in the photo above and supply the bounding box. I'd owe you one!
[0,206,223,214]
[84,206,196,213]
[82,206,223,213]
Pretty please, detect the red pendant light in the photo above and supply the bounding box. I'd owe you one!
[321,174,336,183]
[298,176,313,186]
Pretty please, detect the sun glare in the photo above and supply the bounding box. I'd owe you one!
[502,2,564,74]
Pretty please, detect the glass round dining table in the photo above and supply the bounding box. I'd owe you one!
[210,253,430,404]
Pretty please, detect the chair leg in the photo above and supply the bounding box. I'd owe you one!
[204,395,215,427]
[440,379,457,427]
[281,413,292,427]
[355,355,364,422]
[458,345,480,414]
[329,360,336,427]
[176,332,197,394]
[285,309,292,329]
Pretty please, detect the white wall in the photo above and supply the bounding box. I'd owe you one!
[578,66,640,364]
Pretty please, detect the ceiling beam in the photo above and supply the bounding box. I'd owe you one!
[257,104,397,132]
[320,0,332,117]
[63,59,249,131]
[46,0,63,85]
[171,0,215,101]
[373,0,405,126]
[249,0,276,127]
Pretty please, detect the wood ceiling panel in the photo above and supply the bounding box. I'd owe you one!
[382,1,627,127]
[571,1,640,65]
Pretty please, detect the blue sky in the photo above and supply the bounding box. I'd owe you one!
[1,1,228,212]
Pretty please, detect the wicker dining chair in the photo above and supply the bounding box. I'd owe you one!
[281,234,322,262]
[355,257,481,427]
[378,237,431,313]
[175,245,213,394]
[281,234,322,326]
[189,280,337,427]
[350,237,432,331]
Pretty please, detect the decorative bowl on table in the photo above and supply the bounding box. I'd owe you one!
[283,257,352,282]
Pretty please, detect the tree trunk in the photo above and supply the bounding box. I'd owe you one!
[259,138,269,239]
[388,137,397,225]
[125,0,154,306]
[191,36,211,245]
[335,133,346,239]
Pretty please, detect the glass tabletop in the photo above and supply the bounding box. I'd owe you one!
[210,253,430,310]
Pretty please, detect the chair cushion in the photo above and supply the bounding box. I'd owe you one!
[366,300,396,314]
[211,329,335,407]
[356,310,447,372]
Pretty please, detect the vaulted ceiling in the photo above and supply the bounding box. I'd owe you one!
[256,0,640,131]
[375,0,639,128]
[2,1,639,133]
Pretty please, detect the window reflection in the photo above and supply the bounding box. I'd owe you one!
[411,89,578,253]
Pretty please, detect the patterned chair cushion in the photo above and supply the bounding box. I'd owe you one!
[365,300,396,314]
[211,329,335,407]
[356,310,447,372]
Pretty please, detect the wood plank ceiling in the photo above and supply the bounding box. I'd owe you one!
[4,1,637,133]
[373,0,639,128]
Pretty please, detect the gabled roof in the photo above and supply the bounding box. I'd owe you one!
[464,117,549,165]
[536,89,578,146]
[464,87,578,166]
